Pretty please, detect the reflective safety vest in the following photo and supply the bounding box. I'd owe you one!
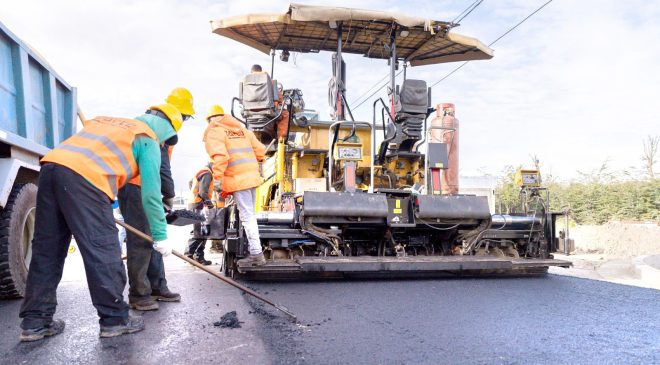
[42,116,158,199]
[204,115,265,193]
[128,145,174,186]
[190,167,213,204]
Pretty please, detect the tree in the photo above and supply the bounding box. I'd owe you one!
[642,135,659,179]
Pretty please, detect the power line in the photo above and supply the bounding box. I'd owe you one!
[453,0,484,24]
[352,70,404,110]
[430,0,554,88]
[350,72,391,107]
[351,0,486,111]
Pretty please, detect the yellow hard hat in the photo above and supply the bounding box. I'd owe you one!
[165,87,195,116]
[150,103,183,132]
[206,104,225,121]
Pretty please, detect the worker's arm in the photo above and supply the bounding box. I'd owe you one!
[160,145,175,200]
[204,128,230,181]
[248,131,266,162]
[132,136,168,241]
[198,172,212,201]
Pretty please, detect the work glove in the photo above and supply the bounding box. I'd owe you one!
[203,199,214,209]
[153,240,172,257]
[213,180,222,193]
[162,197,174,213]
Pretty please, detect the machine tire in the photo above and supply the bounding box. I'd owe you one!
[0,183,38,299]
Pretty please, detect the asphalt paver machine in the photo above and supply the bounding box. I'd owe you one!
[211,4,570,278]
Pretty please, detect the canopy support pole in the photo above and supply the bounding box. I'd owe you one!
[270,49,275,78]
[336,22,344,121]
[389,29,397,120]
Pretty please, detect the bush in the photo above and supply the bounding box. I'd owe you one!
[495,166,660,225]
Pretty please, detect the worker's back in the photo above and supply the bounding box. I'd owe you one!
[203,115,265,193]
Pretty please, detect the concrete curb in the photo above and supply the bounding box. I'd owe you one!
[633,254,660,284]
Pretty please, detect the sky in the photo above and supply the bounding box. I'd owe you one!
[1,0,658,194]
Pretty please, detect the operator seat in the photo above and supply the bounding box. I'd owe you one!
[379,79,431,156]
[239,72,280,144]
[394,79,430,148]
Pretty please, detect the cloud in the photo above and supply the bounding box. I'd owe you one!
[1,0,658,190]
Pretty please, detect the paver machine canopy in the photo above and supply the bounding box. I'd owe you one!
[210,3,569,278]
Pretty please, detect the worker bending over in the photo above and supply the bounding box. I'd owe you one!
[118,87,194,311]
[203,104,267,266]
[185,162,214,265]
[19,100,179,341]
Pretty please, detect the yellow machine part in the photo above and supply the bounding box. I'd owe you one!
[256,122,430,211]
[515,169,541,187]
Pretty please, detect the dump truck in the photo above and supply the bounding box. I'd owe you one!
[210,4,570,278]
[0,21,77,298]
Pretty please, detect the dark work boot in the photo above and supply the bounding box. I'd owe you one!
[20,319,65,342]
[209,240,224,253]
[237,252,266,267]
[129,298,159,311]
[99,316,145,338]
[194,255,212,266]
[151,289,181,302]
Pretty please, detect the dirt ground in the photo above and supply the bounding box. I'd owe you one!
[550,222,660,290]
[568,221,660,257]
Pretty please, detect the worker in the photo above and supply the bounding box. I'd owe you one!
[18,101,179,341]
[250,64,289,139]
[185,162,214,265]
[118,88,194,311]
[203,104,267,266]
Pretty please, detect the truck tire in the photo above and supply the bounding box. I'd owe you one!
[0,183,38,299]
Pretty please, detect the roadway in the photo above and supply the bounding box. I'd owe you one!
[1,249,658,364]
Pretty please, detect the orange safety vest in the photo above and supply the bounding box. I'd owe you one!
[128,145,174,186]
[190,167,213,203]
[203,115,265,193]
[42,116,158,199]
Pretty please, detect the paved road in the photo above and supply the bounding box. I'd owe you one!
[1,253,658,364]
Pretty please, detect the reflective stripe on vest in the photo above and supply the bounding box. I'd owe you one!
[227,147,253,154]
[227,157,257,168]
[41,117,157,199]
[58,144,120,194]
[78,131,133,176]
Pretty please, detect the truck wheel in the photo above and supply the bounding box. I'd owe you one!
[0,183,38,299]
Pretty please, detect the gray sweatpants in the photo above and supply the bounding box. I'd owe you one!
[233,188,262,255]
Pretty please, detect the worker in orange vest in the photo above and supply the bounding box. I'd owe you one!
[117,88,194,311]
[18,99,181,341]
[185,163,214,265]
[203,104,267,266]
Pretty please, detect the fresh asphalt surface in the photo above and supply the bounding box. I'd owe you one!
[1,249,659,364]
